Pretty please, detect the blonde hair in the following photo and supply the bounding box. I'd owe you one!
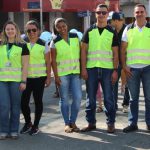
[1,20,24,45]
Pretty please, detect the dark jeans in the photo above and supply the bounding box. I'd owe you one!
[86,67,116,125]
[127,65,150,126]
[21,77,46,127]
[114,66,130,109]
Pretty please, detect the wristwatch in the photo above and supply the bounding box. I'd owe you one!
[20,80,27,84]
[113,68,118,72]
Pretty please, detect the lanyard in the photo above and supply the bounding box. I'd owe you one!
[6,44,13,59]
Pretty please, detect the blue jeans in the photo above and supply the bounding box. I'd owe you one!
[0,82,22,135]
[59,74,82,125]
[127,65,150,126]
[113,66,130,109]
[86,67,116,125]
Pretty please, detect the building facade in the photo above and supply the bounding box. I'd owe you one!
[0,0,119,32]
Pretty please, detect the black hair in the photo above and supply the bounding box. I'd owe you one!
[53,18,67,35]
[135,4,146,10]
[26,20,40,30]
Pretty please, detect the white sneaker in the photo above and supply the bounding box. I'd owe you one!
[122,105,128,113]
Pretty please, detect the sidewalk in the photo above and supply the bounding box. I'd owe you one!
[0,79,150,150]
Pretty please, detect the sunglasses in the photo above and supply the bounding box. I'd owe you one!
[135,11,144,14]
[27,28,37,33]
[95,11,108,15]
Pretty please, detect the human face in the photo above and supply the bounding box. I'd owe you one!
[95,7,108,23]
[5,24,17,41]
[26,24,39,40]
[134,6,146,22]
[56,21,68,36]
[110,20,116,28]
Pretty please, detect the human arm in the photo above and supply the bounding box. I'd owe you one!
[121,41,132,78]
[111,46,119,84]
[20,55,29,91]
[51,48,61,86]
[44,51,51,87]
[81,42,88,80]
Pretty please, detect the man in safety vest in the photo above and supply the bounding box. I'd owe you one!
[81,4,119,133]
[121,4,150,133]
[108,11,130,113]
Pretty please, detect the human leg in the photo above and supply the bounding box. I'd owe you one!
[123,68,141,133]
[21,78,32,124]
[0,82,10,136]
[9,82,22,135]
[70,74,82,131]
[20,79,33,134]
[142,65,150,126]
[101,68,116,126]
[59,75,70,125]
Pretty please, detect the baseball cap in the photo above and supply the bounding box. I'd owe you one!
[108,11,124,20]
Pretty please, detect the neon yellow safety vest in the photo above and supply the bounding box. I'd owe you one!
[126,26,150,65]
[87,28,114,69]
[0,44,22,82]
[27,40,46,78]
[54,34,80,76]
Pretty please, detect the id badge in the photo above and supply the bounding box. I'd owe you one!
[5,61,11,67]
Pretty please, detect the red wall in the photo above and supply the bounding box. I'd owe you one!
[2,0,119,12]
[2,0,21,12]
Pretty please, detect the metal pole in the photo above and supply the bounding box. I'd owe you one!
[40,0,43,31]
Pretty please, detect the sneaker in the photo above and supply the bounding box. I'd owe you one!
[123,125,138,133]
[20,122,32,134]
[122,105,128,113]
[10,133,19,140]
[147,125,150,131]
[29,127,39,136]
[0,134,8,140]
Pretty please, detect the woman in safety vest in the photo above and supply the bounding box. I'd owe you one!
[20,20,51,136]
[0,21,29,140]
[51,18,82,133]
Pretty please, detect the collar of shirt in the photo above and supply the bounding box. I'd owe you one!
[134,21,147,32]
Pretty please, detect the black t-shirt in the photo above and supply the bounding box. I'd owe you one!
[81,24,119,47]
[117,24,126,46]
[7,43,29,55]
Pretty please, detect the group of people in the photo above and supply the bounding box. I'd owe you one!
[0,3,150,140]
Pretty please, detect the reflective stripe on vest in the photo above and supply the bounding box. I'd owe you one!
[87,28,114,69]
[58,66,80,73]
[57,59,79,66]
[127,26,150,65]
[0,75,21,81]
[55,36,80,76]
[0,68,21,72]
[0,45,22,81]
[27,43,46,77]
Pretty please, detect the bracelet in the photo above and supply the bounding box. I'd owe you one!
[20,80,26,84]
[113,68,118,72]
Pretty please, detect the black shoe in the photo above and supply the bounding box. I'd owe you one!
[20,122,32,134]
[123,125,138,133]
[29,126,39,136]
[147,125,150,131]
